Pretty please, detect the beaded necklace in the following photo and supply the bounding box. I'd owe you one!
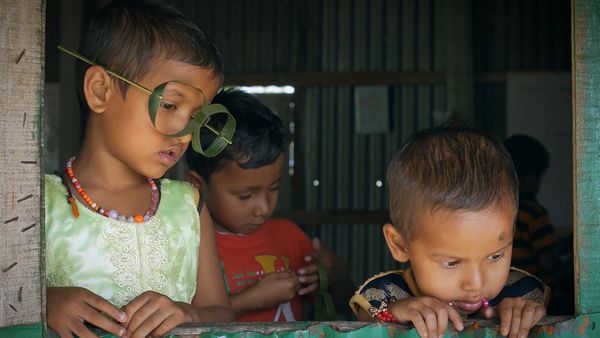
[65,157,159,223]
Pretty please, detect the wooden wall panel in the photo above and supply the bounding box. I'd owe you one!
[0,0,44,328]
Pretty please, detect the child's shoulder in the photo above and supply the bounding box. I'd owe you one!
[350,269,414,317]
[493,267,550,307]
[355,269,414,296]
[159,178,194,191]
[44,174,67,196]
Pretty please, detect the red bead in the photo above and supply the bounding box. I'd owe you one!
[134,214,145,223]
[375,309,399,323]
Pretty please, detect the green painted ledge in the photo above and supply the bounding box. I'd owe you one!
[5,315,599,337]
[0,322,44,338]
[168,316,597,338]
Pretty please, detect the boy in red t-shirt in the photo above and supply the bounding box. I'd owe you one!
[186,89,354,322]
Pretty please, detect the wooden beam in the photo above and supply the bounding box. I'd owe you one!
[573,0,600,314]
[0,0,44,328]
[224,71,445,86]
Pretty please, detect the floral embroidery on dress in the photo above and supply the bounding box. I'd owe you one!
[103,216,168,307]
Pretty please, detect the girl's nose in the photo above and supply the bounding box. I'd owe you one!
[178,132,192,144]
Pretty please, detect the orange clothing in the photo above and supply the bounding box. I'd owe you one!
[215,218,312,322]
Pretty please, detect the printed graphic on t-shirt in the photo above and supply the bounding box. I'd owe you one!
[230,254,291,289]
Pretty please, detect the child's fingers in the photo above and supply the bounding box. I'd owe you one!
[498,305,513,336]
[297,263,318,276]
[129,310,171,338]
[312,237,322,251]
[421,307,440,338]
[446,305,464,332]
[434,307,449,336]
[298,271,318,284]
[298,282,318,295]
[150,314,182,338]
[508,306,523,338]
[122,296,154,333]
[81,306,126,337]
[85,292,128,323]
[408,314,429,338]
[70,320,99,338]
[517,303,545,338]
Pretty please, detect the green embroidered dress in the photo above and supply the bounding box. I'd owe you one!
[45,174,200,307]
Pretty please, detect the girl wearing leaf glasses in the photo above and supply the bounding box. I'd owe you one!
[45,1,235,337]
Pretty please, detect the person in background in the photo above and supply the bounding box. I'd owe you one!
[504,134,571,314]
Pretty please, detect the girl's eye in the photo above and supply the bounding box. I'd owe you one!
[160,101,177,110]
[442,260,459,269]
[269,185,280,192]
[489,252,505,262]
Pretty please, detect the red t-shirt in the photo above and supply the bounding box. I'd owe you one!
[215,219,312,322]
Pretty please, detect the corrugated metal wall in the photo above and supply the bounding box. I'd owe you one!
[473,0,570,136]
[165,0,569,285]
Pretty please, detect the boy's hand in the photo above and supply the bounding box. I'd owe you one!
[389,297,464,338]
[480,298,546,338]
[47,287,128,338]
[122,291,193,338]
[298,238,349,295]
[247,271,301,310]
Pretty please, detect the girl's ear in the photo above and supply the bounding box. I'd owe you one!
[186,170,206,191]
[83,65,114,114]
[383,223,410,263]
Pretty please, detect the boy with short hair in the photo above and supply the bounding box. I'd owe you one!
[186,89,354,322]
[350,127,549,338]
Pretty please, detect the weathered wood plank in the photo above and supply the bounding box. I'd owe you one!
[573,0,600,314]
[0,0,44,327]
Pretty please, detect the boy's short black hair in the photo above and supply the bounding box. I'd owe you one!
[504,134,550,178]
[76,0,224,114]
[386,126,519,241]
[186,89,290,181]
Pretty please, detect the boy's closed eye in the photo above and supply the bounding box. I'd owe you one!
[238,193,253,200]
[488,251,505,262]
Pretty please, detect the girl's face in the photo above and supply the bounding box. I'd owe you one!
[202,155,283,235]
[405,204,515,315]
[98,58,221,179]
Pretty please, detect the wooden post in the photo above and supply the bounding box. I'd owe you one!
[0,0,45,331]
[444,0,474,124]
[573,0,600,314]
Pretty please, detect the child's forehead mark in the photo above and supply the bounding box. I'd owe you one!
[498,231,506,241]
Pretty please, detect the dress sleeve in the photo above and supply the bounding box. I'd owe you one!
[349,270,413,319]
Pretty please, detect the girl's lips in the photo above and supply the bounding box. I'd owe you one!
[158,150,178,165]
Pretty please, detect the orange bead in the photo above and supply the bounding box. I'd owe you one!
[134,214,145,223]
